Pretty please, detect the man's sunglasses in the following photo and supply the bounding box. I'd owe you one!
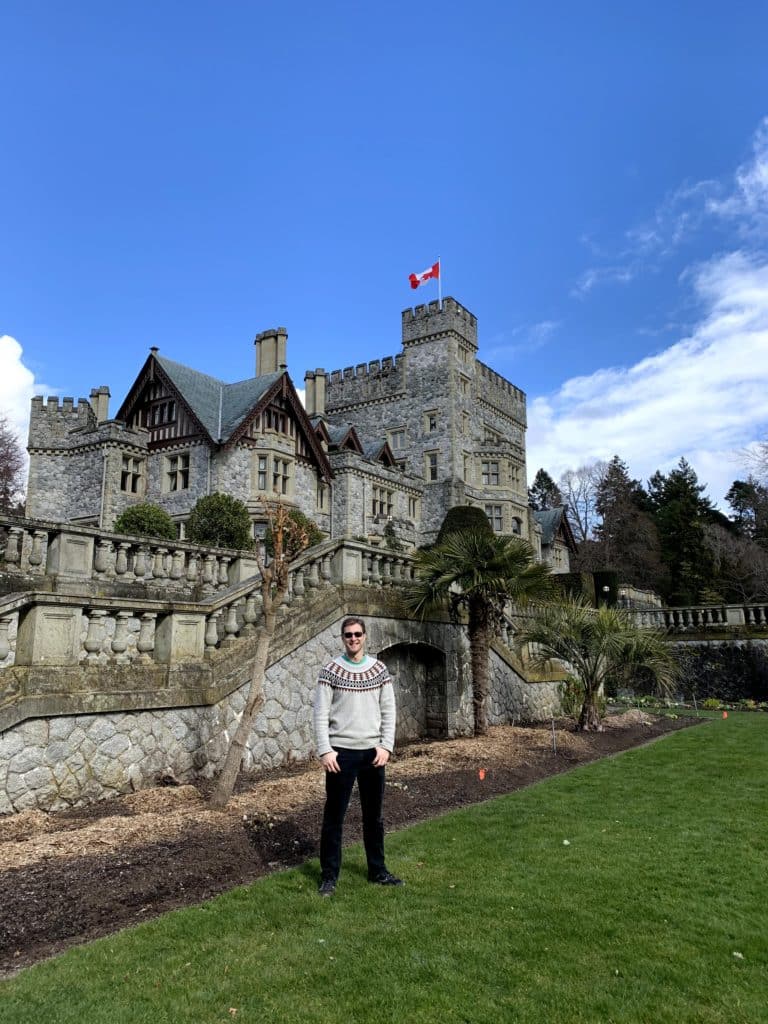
[343,631,364,639]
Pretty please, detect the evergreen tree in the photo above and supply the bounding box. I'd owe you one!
[726,477,768,548]
[648,459,714,605]
[528,468,563,511]
[113,503,177,541]
[186,493,253,550]
[591,456,663,589]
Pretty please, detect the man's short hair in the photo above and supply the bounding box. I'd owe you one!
[341,616,366,635]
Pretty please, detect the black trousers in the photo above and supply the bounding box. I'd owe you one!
[319,747,386,881]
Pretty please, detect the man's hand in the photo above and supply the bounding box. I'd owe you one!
[372,747,390,767]
[320,751,340,773]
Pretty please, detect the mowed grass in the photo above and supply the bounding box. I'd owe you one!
[2,716,766,1024]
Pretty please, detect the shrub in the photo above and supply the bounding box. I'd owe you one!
[560,675,582,718]
[186,493,253,550]
[702,697,722,710]
[113,503,177,541]
[383,520,405,552]
[436,505,492,545]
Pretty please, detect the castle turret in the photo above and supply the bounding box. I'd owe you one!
[254,328,288,376]
[401,297,478,350]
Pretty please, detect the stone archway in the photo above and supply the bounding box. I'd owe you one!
[377,641,448,743]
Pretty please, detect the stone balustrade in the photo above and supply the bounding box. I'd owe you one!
[630,603,766,632]
[0,536,418,672]
[0,514,258,595]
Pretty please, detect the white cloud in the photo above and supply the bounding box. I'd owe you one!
[572,264,637,297]
[707,116,768,233]
[0,336,41,444]
[574,180,720,297]
[528,251,768,507]
[0,336,53,481]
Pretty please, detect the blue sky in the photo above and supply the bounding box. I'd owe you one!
[3,1,768,509]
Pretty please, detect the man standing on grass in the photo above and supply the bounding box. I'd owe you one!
[313,616,404,896]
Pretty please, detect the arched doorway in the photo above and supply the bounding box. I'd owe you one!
[377,641,448,742]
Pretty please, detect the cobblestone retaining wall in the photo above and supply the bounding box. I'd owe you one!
[0,616,561,813]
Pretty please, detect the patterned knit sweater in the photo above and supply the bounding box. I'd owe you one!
[313,653,396,756]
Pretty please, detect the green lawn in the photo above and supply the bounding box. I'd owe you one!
[2,715,766,1024]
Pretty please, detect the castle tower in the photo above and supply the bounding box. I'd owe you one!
[400,296,478,351]
[321,296,530,543]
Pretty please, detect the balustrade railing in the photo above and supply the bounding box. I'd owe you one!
[631,603,754,632]
[0,514,256,594]
[0,535,419,670]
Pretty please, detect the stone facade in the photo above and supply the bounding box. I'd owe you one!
[25,297,567,561]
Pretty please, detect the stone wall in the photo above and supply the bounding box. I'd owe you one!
[145,441,212,525]
[489,648,562,722]
[0,609,561,813]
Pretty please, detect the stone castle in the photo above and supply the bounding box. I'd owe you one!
[0,296,579,813]
[25,297,575,568]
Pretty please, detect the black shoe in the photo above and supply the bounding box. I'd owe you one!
[318,878,337,897]
[368,871,404,887]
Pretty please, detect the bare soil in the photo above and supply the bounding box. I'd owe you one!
[0,712,700,978]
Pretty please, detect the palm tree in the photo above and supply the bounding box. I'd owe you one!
[405,529,554,735]
[514,598,678,731]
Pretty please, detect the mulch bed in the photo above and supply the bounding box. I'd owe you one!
[0,712,701,977]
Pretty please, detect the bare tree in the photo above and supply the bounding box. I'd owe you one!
[706,522,768,603]
[0,413,25,513]
[557,460,607,541]
[742,440,768,483]
[209,498,310,809]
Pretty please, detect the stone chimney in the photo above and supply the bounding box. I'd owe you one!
[89,386,111,423]
[303,368,327,417]
[254,327,288,376]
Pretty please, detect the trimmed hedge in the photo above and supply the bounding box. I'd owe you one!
[436,505,492,545]
[113,503,177,541]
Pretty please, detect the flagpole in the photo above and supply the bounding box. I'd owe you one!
[438,254,442,308]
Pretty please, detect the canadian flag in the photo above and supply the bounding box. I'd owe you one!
[409,260,440,289]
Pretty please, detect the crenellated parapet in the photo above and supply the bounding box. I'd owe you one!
[28,395,96,446]
[401,297,478,348]
[326,353,406,408]
[28,394,148,454]
[476,361,527,425]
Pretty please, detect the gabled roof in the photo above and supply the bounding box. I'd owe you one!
[312,417,364,454]
[533,506,578,553]
[313,415,397,468]
[155,355,282,442]
[116,352,333,481]
[310,417,331,445]
[361,438,396,466]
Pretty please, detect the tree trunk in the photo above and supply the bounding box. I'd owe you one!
[468,600,491,736]
[577,686,604,732]
[209,603,280,809]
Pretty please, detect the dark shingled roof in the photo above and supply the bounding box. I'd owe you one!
[156,356,282,442]
[533,507,565,545]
